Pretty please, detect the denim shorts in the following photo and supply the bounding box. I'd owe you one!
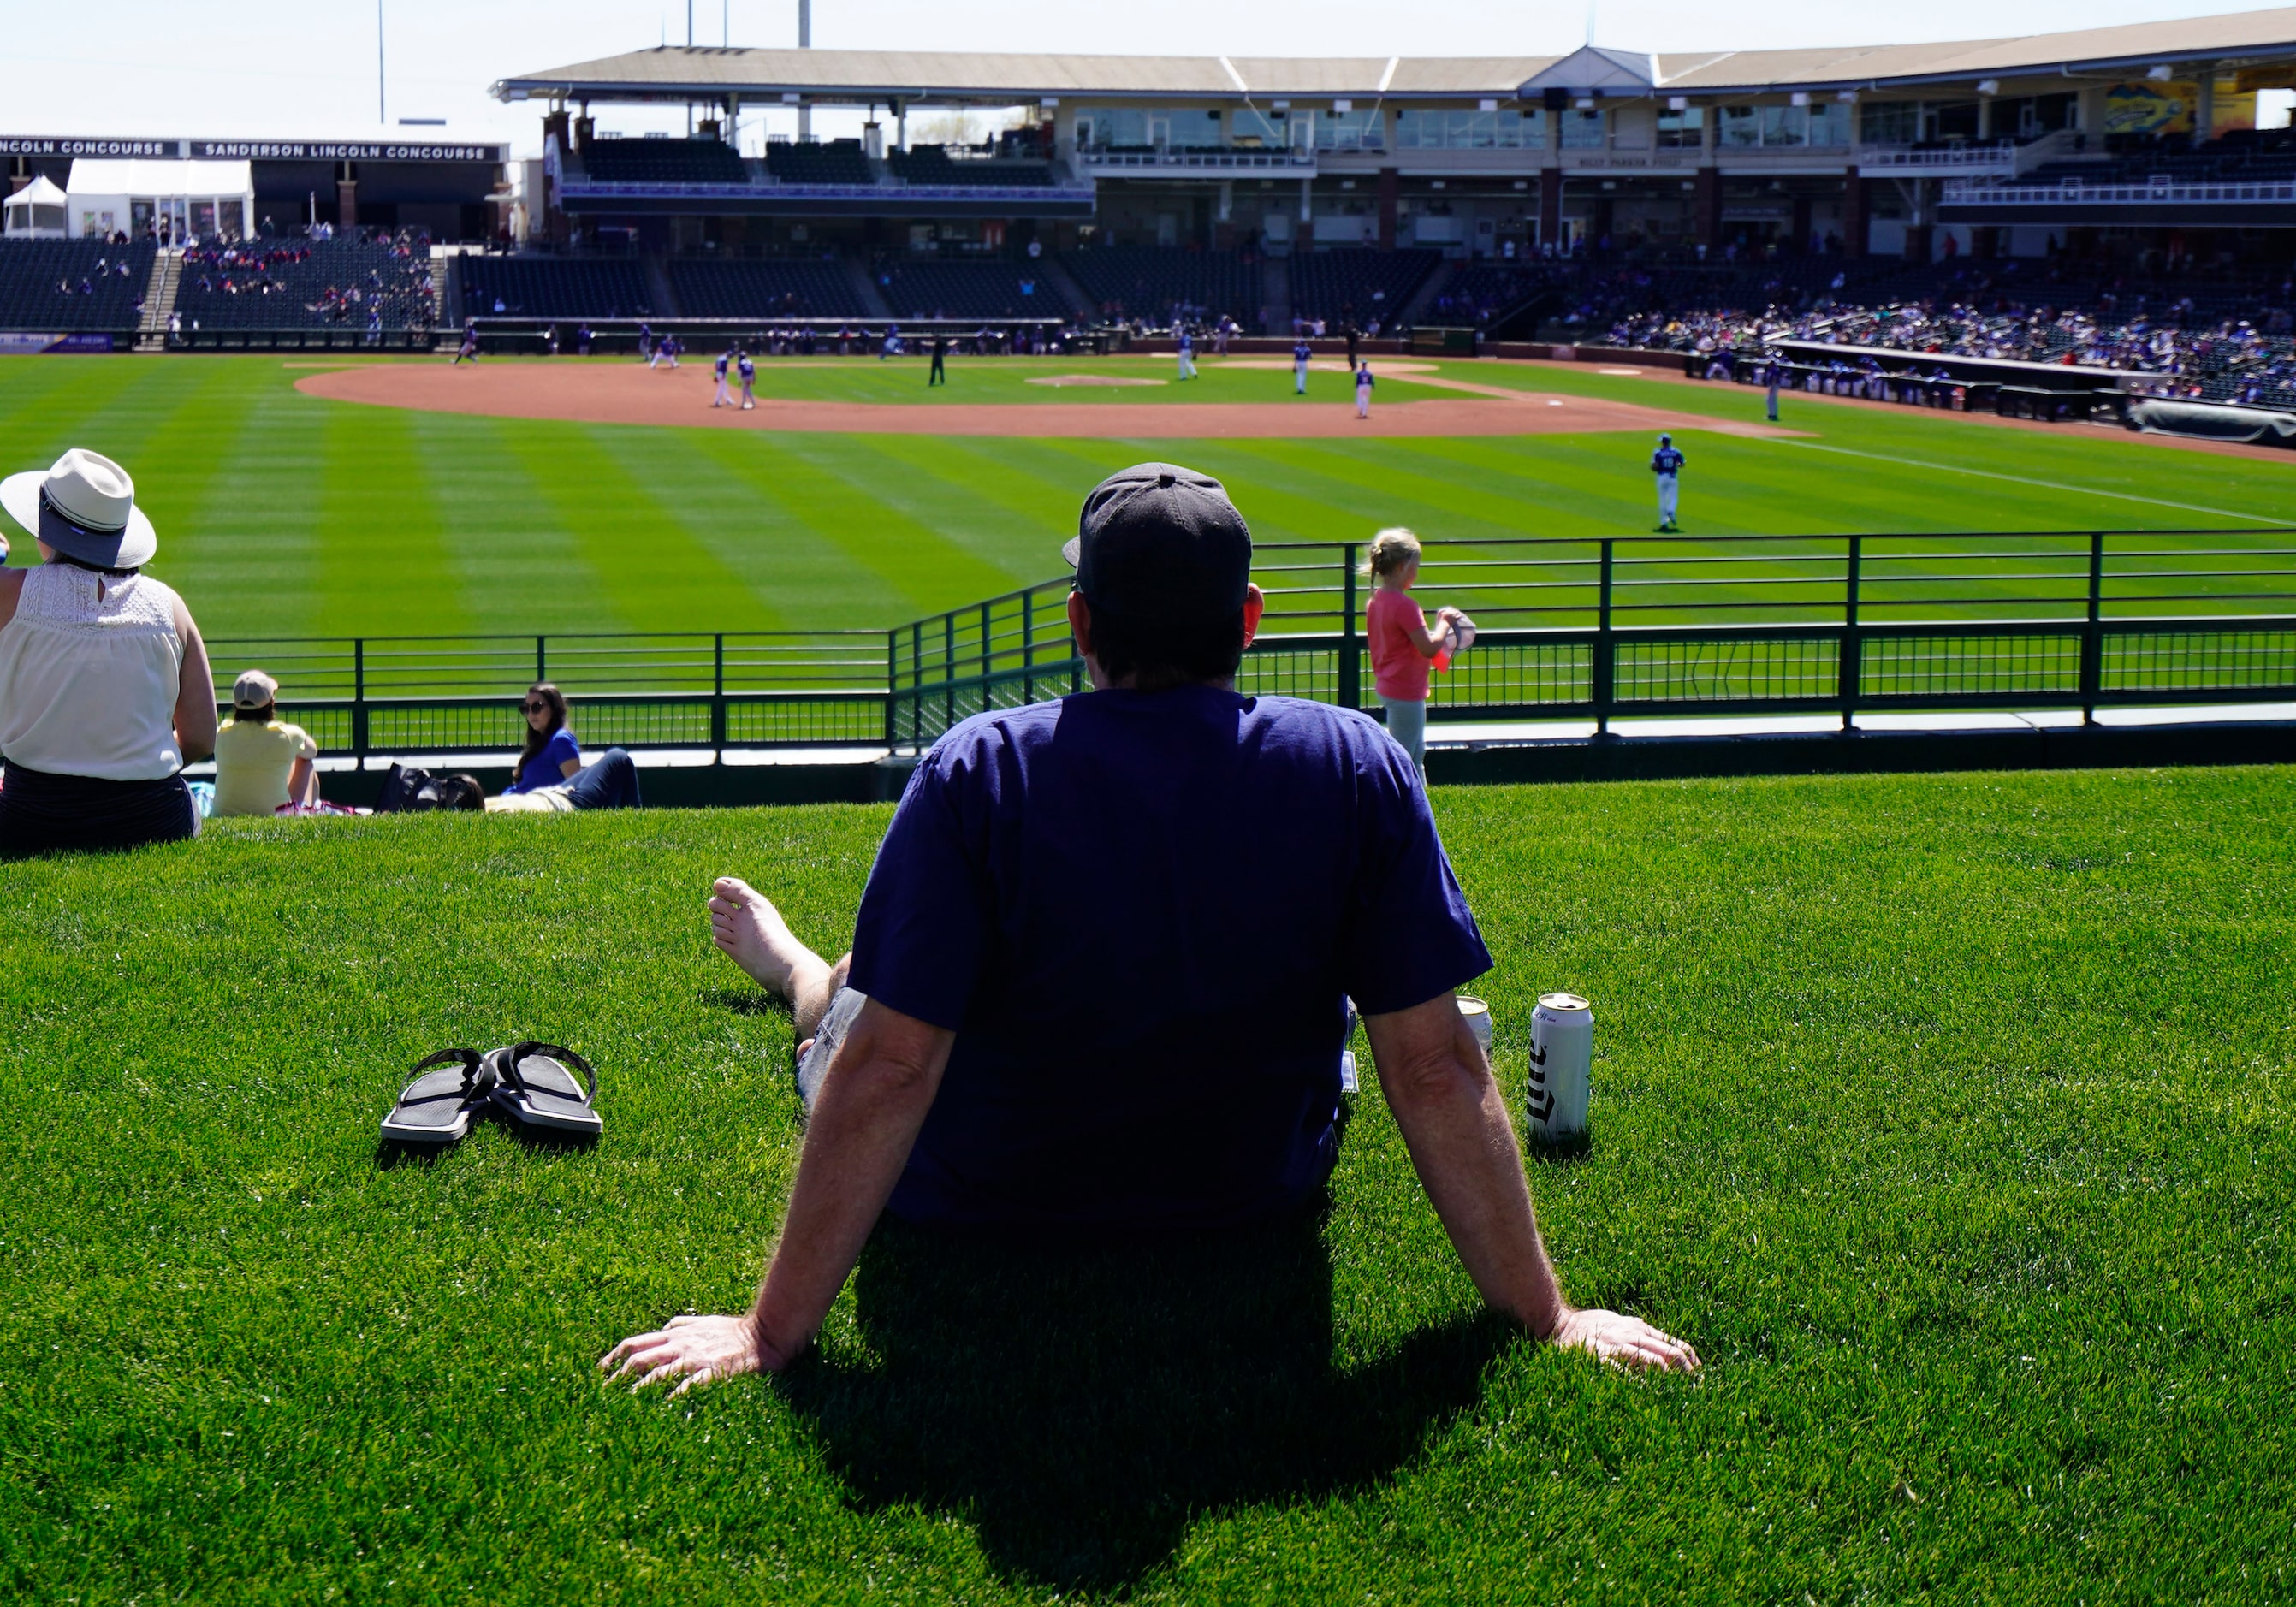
[795,985,868,1110]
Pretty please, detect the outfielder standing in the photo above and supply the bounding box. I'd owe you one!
[1650,433,1686,532]
[1292,335,1313,395]
[712,344,735,407]
[1354,360,1376,420]
[1177,325,1197,380]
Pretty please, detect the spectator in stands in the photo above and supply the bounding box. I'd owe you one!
[507,683,581,794]
[1362,527,1460,778]
[212,669,320,816]
[602,462,1696,1393]
[0,449,217,857]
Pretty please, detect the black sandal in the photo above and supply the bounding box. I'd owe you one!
[379,1049,495,1145]
[485,1041,603,1137]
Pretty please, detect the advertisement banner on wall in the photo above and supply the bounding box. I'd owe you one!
[0,333,116,353]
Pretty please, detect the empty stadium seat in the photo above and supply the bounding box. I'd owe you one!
[765,140,875,186]
[668,258,866,317]
[459,258,654,319]
[1288,248,1440,326]
[875,259,1075,320]
[887,145,1055,189]
[1059,246,1258,323]
[578,137,749,186]
[0,239,155,333]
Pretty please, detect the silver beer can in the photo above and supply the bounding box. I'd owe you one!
[1528,992,1593,1153]
[1456,994,1494,1059]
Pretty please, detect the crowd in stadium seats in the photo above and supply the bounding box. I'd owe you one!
[1604,258,2296,406]
[460,258,652,319]
[1059,246,1259,325]
[0,239,154,331]
[874,258,1072,320]
[1288,248,1439,329]
[670,258,866,317]
[176,233,436,332]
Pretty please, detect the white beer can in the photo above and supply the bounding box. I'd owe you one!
[1527,992,1593,1153]
[1456,994,1494,1058]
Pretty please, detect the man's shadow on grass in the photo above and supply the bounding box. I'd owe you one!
[774,1207,1516,1594]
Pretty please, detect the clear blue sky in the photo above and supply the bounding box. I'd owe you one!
[3,0,2275,156]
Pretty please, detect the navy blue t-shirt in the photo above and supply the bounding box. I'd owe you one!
[848,687,1492,1230]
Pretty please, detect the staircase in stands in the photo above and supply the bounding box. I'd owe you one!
[1261,256,1291,335]
[136,251,181,351]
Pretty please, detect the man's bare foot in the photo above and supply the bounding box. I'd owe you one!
[709,878,828,1002]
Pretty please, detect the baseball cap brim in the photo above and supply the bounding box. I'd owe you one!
[1060,536,1081,569]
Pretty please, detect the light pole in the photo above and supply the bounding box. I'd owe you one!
[377,0,386,123]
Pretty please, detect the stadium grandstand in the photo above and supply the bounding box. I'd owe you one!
[459,9,2296,358]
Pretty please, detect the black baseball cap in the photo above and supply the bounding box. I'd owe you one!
[1060,462,1252,626]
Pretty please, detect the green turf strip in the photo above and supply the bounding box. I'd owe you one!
[0,769,2289,1602]
[1,355,2292,642]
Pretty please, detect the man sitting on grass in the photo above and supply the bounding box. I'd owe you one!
[603,463,1699,1392]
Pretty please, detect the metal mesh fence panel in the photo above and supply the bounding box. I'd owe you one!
[1615,637,1837,703]
[1861,633,2081,697]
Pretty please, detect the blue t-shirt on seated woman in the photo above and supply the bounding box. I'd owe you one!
[847,685,1492,1231]
[507,728,580,793]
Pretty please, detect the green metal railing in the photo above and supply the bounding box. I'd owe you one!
[207,531,2296,762]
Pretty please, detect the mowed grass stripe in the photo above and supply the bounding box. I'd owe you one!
[403,409,621,637]
[171,381,333,637]
[311,404,478,642]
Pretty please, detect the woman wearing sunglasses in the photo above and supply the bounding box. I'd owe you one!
[483,681,641,811]
[506,682,581,796]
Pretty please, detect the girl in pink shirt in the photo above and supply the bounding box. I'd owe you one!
[1362,528,1462,776]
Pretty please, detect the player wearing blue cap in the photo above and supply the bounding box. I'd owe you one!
[1650,434,1686,532]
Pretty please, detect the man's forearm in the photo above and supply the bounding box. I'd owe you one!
[1368,1004,1569,1337]
[749,1007,950,1364]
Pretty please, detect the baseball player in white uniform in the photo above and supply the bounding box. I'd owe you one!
[1176,326,1197,380]
[1354,361,1376,419]
[1650,433,1686,531]
[712,345,735,407]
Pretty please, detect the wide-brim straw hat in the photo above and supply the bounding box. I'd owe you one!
[0,448,158,569]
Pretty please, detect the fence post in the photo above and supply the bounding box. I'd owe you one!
[1593,538,1616,736]
[943,612,956,736]
[352,637,367,762]
[2080,530,2105,725]
[980,600,993,715]
[1840,535,1862,733]
[884,629,899,751]
[911,620,923,749]
[1022,588,1035,706]
[1338,543,1360,710]
[711,633,727,756]
[535,635,546,686]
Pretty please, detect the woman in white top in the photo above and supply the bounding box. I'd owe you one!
[0,448,217,857]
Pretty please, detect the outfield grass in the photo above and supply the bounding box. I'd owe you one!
[1,353,2291,643]
[2,769,2290,1603]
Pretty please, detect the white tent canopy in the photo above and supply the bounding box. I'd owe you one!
[65,157,254,241]
[3,175,69,238]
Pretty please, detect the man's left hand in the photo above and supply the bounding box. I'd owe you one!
[600,1313,783,1395]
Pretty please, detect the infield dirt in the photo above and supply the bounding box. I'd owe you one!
[294,361,1807,440]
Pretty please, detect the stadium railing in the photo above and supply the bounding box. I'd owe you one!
[205,531,2296,762]
[883,531,2296,748]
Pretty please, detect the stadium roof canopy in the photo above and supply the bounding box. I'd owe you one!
[494,7,2296,104]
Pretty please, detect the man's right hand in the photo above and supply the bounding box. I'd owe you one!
[1546,1307,1701,1373]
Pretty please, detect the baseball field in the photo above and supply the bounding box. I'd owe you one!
[1,350,2290,641]
[2,349,2293,1604]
